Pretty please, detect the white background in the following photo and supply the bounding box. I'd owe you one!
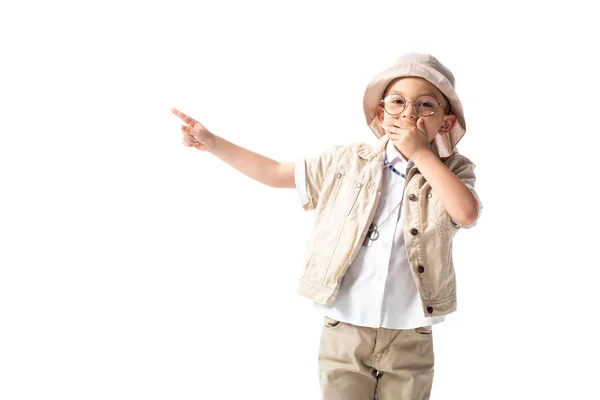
[1,0,599,399]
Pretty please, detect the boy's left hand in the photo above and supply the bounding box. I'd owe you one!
[384,118,429,160]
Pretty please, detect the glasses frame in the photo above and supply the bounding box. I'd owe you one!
[380,94,444,117]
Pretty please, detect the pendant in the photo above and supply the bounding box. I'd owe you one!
[362,223,379,247]
[368,224,380,241]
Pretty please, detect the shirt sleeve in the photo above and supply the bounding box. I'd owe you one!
[295,145,343,212]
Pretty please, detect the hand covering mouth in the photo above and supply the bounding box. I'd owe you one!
[394,121,416,129]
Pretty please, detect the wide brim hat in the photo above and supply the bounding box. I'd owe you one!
[363,53,466,158]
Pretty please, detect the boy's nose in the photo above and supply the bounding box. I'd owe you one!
[401,105,418,119]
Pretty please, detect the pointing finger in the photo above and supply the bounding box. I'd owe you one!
[171,108,197,126]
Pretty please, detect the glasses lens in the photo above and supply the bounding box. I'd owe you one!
[383,95,405,115]
[414,95,439,116]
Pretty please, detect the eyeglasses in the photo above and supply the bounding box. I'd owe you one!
[381,94,443,117]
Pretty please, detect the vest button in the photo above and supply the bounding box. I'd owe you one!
[427,193,432,198]
[418,265,425,273]
[409,194,417,201]
[427,306,433,314]
[336,173,342,178]
[411,228,419,236]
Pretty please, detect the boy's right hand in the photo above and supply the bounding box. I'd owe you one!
[171,108,216,152]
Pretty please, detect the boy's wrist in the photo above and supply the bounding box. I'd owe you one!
[206,134,219,153]
[411,147,433,165]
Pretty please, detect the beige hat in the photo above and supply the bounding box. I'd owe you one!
[363,53,466,158]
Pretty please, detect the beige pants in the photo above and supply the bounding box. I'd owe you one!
[318,316,435,400]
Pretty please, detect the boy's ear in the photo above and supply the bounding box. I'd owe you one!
[439,114,457,134]
[376,105,385,123]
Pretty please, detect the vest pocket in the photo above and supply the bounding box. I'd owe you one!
[328,171,363,217]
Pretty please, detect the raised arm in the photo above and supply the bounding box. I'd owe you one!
[172,108,295,189]
[209,136,296,188]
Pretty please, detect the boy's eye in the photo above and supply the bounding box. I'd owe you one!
[391,99,405,105]
[419,101,435,108]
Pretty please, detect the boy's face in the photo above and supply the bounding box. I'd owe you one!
[376,77,456,145]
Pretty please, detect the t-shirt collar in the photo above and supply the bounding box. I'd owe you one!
[385,139,408,167]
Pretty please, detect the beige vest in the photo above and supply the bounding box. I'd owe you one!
[297,135,477,318]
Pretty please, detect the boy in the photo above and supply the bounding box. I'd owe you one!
[172,53,482,400]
